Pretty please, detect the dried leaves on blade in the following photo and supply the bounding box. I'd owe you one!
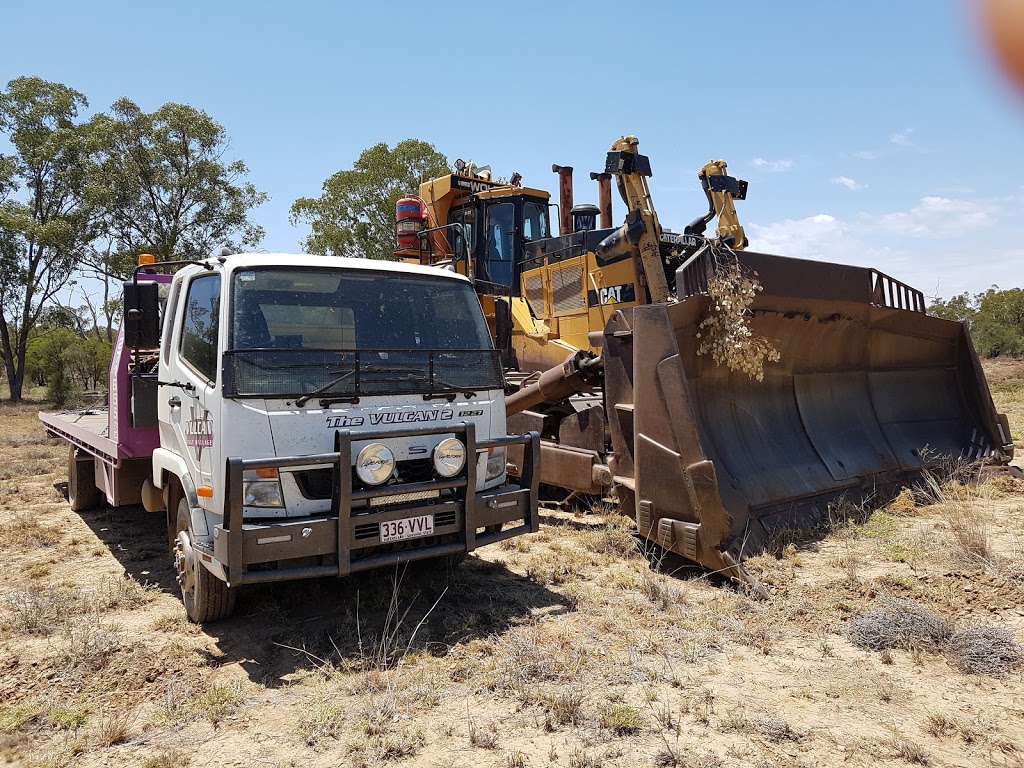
[695,260,780,381]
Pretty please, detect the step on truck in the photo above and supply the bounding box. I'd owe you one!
[40,253,540,622]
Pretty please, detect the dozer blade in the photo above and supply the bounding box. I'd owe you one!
[603,251,1013,580]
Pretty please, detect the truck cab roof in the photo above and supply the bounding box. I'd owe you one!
[178,253,472,283]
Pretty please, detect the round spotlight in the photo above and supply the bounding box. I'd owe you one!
[433,438,466,477]
[356,443,395,485]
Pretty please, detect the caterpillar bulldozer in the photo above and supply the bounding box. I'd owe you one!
[395,136,1014,582]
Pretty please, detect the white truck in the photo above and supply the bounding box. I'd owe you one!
[41,253,540,622]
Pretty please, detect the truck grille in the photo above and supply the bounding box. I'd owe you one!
[295,459,439,500]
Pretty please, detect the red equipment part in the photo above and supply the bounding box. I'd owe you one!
[396,197,427,250]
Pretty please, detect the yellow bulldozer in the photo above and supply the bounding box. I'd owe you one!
[394,136,1014,583]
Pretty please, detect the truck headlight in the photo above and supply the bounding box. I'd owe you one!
[243,468,284,507]
[356,443,395,485]
[485,446,507,481]
[433,437,466,477]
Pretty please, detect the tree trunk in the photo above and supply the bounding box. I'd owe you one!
[7,367,24,402]
[0,319,21,402]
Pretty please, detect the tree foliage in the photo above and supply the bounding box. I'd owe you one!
[89,98,268,276]
[929,287,1024,357]
[290,139,449,260]
[0,76,102,401]
[26,325,112,405]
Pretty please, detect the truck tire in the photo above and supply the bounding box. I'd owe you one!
[174,499,235,623]
[67,445,101,512]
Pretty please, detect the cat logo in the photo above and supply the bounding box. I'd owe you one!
[587,282,636,307]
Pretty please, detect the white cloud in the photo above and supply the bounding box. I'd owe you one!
[853,150,877,160]
[747,213,850,261]
[874,196,997,236]
[752,157,795,172]
[832,176,866,191]
[744,194,1016,297]
[889,128,914,146]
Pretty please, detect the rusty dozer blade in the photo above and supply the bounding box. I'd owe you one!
[602,251,1013,581]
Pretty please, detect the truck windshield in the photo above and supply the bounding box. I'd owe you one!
[224,268,501,398]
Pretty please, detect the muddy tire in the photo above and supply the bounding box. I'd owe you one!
[175,498,235,623]
[67,445,100,512]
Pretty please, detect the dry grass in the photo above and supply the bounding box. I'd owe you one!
[1,384,1024,766]
[0,583,84,635]
[541,687,586,729]
[141,749,192,768]
[944,626,1022,675]
[597,702,644,735]
[846,597,951,651]
[0,512,62,549]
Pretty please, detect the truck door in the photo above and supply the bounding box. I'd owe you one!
[166,272,222,497]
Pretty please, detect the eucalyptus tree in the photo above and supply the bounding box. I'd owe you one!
[89,98,267,277]
[291,139,449,260]
[0,77,102,401]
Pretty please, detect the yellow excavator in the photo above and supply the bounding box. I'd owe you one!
[395,136,1014,583]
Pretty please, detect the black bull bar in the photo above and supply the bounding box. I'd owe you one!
[214,422,540,586]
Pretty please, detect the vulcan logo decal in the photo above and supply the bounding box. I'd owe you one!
[326,409,455,429]
[587,283,636,307]
[186,406,213,460]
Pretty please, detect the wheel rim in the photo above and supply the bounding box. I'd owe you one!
[175,530,198,599]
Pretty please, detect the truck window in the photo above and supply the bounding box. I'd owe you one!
[484,202,515,287]
[179,274,221,382]
[225,268,501,398]
[162,282,181,365]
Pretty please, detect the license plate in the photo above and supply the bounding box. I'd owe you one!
[379,514,434,543]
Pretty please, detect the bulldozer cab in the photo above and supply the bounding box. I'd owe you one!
[446,191,551,297]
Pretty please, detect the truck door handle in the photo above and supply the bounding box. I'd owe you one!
[168,396,181,408]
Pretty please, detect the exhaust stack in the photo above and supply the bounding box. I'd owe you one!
[552,164,574,236]
[590,171,613,228]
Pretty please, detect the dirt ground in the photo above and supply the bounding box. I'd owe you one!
[1,362,1023,768]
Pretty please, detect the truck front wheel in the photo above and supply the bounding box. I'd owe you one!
[67,445,100,512]
[174,499,235,623]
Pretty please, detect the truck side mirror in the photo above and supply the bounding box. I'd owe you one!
[122,280,161,348]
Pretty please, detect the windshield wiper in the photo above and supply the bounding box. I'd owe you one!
[392,371,477,400]
[295,369,356,407]
[294,364,415,406]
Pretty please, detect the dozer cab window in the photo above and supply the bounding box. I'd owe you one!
[447,205,476,262]
[522,201,549,242]
[484,202,515,289]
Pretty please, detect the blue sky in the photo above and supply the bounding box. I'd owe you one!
[3,0,1022,300]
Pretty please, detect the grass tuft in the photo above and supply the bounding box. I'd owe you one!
[598,702,644,735]
[846,597,951,651]
[944,625,1022,675]
[0,700,42,733]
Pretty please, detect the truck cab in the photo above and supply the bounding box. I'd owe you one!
[46,253,540,623]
